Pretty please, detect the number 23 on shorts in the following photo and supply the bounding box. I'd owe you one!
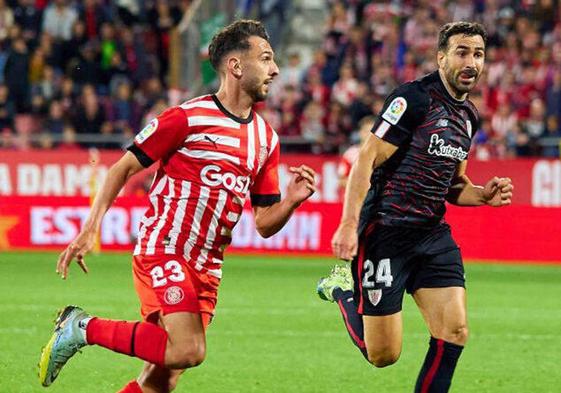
[150,260,186,288]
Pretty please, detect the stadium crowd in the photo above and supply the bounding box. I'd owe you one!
[0,0,559,159]
[268,0,561,158]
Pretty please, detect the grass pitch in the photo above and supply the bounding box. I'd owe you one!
[1,252,560,393]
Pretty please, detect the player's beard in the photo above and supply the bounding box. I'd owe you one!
[444,64,480,95]
[242,75,269,103]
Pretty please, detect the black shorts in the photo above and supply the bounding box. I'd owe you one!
[352,222,465,316]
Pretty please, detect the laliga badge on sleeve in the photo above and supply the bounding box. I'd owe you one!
[382,97,408,125]
[135,118,159,144]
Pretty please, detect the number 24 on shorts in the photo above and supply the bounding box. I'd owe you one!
[362,258,393,288]
[150,260,186,288]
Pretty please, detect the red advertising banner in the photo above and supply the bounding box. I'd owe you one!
[1,196,559,262]
[1,150,561,206]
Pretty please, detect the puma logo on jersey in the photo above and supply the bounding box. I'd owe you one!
[204,135,218,146]
[427,134,468,161]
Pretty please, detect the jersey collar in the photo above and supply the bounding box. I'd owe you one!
[211,94,254,124]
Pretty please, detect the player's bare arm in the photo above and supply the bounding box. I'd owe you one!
[253,165,316,238]
[331,135,398,261]
[446,160,513,207]
[56,152,145,279]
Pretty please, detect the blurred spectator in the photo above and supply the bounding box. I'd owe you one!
[521,98,547,156]
[44,99,65,135]
[107,80,140,137]
[0,127,15,148]
[0,83,14,130]
[347,81,373,129]
[324,100,351,152]
[148,0,181,80]
[0,0,14,42]
[302,69,330,108]
[71,42,101,87]
[72,84,111,146]
[65,20,88,63]
[57,125,80,149]
[331,63,358,106]
[4,37,29,112]
[79,0,108,40]
[13,0,42,42]
[279,51,305,89]
[301,101,325,152]
[42,0,78,41]
[36,131,54,149]
[546,70,561,131]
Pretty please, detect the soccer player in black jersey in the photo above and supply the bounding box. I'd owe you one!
[317,22,513,393]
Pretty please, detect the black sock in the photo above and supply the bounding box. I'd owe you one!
[333,288,369,361]
[414,337,464,393]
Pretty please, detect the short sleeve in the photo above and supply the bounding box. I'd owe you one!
[250,137,281,207]
[127,107,189,167]
[371,83,430,146]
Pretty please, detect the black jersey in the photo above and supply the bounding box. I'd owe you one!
[359,71,480,231]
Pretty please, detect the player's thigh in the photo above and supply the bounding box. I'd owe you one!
[138,362,185,393]
[160,311,205,348]
[409,238,468,344]
[363,312,403,364]
[413,287,467,344]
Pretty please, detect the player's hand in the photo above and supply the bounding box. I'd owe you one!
[331,221,358,261]
[286,165,317,205]
[56,229,95,279]
[483,177,513,207]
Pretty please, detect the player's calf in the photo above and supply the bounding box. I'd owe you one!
[135,363,186,393]
[415,337,464,393]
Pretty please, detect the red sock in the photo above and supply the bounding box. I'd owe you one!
[118,380,143,393]
[86,318,167,367]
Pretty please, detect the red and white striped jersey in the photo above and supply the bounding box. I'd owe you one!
[128,95,280,279]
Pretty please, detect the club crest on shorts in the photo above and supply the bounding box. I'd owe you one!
[367,289,382,306]
[164,286,184,305]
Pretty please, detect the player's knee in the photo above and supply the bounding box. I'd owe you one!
[367,348,400,368]
[440,324,469,346]
[166,342,206,369]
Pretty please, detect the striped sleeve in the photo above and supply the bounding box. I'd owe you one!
[128,107,190,167]
[250,131,281,207]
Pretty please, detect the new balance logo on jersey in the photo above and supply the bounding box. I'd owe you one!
[200,164,250,193]
[427,134,468,161]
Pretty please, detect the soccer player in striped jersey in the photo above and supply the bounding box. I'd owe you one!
[39,20,316,392]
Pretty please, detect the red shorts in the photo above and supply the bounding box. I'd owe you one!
[132,254,220,329]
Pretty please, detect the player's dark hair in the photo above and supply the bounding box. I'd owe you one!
[438,22,487,52]
[208,20,270,71]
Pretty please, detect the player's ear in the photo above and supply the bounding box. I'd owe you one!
[226,55,243,79]
[437,50,446,69]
